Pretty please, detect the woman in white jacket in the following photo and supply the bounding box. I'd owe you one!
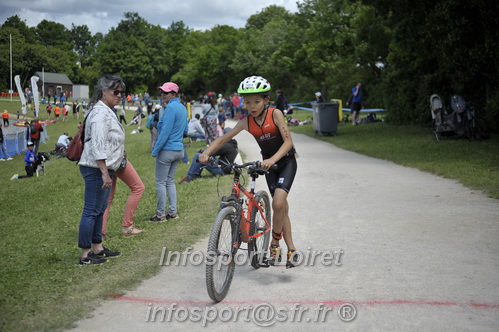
[77,75,126,265]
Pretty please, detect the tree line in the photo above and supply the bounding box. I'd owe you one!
[0,0,497,129]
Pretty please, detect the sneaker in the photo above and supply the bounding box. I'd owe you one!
[6,157,13,161]
[10,174,19,180]
[286,249,299,269]
[267,244,282,266]
[179,177,191,184]
[79,252,107,266]
[166,213,179,219]
[0,159,5,161]
[94,246,121,258]
[149,215,166,222]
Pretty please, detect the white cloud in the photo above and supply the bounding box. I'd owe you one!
[0,0,300,34]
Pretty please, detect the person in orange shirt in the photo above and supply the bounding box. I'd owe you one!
[54,105,61,121]
[126,94,131,109]
[2,110,9,126]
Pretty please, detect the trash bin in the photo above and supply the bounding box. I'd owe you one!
[313,102,338,136]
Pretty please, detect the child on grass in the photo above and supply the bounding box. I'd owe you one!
[11,142,37,180]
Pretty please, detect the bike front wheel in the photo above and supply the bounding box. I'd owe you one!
[206,207,238,302]
[248,191,272,269]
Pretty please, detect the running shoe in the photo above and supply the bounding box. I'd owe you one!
[286,249,299,269]
[149,215,167,222]
[267,244,282,266]
[94,246,121,258]
[79,252,107,266]
[166,213,179,219]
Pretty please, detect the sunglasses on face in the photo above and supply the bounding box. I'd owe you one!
[161,90,173,95]
[112,90,125,96]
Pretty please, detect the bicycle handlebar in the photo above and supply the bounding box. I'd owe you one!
[206,156,277,174]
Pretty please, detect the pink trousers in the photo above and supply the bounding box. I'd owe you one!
[102,160,145,234]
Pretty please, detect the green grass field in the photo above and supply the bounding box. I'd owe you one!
[0,98,497,331]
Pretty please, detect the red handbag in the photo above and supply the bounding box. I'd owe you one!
[66,127,84,161]
[67,111,91,162]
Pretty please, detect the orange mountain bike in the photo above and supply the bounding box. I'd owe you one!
[205,158,275,302]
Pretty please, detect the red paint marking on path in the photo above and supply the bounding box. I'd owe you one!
[109,294,499,310]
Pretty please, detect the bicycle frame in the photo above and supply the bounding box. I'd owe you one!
[219,163,271,244]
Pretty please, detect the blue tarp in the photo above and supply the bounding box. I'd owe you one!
[286,101,386,112]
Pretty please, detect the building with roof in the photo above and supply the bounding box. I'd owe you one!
[34,72,73,98]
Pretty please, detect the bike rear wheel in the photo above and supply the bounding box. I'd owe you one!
[206,207,238,302]
[248,191,272,269]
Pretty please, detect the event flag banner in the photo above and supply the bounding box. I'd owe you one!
[14,75,26,117]
[31,76,40,118]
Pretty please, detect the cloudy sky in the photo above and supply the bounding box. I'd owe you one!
[0,0,300,34]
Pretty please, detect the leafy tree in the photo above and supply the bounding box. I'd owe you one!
[71,24,98,68]
[165,21,192,79]
[1,15,36,43]
[232,6,298,96]
[293,0,360,101]
[35,20,72,52]
[91,12,172,93]
[362,0,499,128]
[0,27,28,90]
[173,25,241,97]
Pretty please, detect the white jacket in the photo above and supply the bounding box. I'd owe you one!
[79,100,125,171]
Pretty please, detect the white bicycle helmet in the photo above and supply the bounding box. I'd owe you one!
[237,76,271,95]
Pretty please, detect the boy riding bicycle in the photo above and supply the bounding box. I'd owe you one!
[199,76,298,268]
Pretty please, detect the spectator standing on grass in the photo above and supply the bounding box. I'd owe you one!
[76,100,81,120]
[146,106,160,151]
[231,93,240,119]
[2,110,9,126]
[119,107,127,124]
[77,75,126,265]
[350,82,363,125]
[72,101,78,119]
[135,104,144,129]
[149,82,188,222]
[0,123,13,161]
[63,104,70,122]
[46,103,52,119]
[275,89,289,114]
[29,118,44,155]
[147,100,153,115]
[122,93,126,110]
[54,105,60,121]
[218,107,227,130]
[202,94,219,145]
